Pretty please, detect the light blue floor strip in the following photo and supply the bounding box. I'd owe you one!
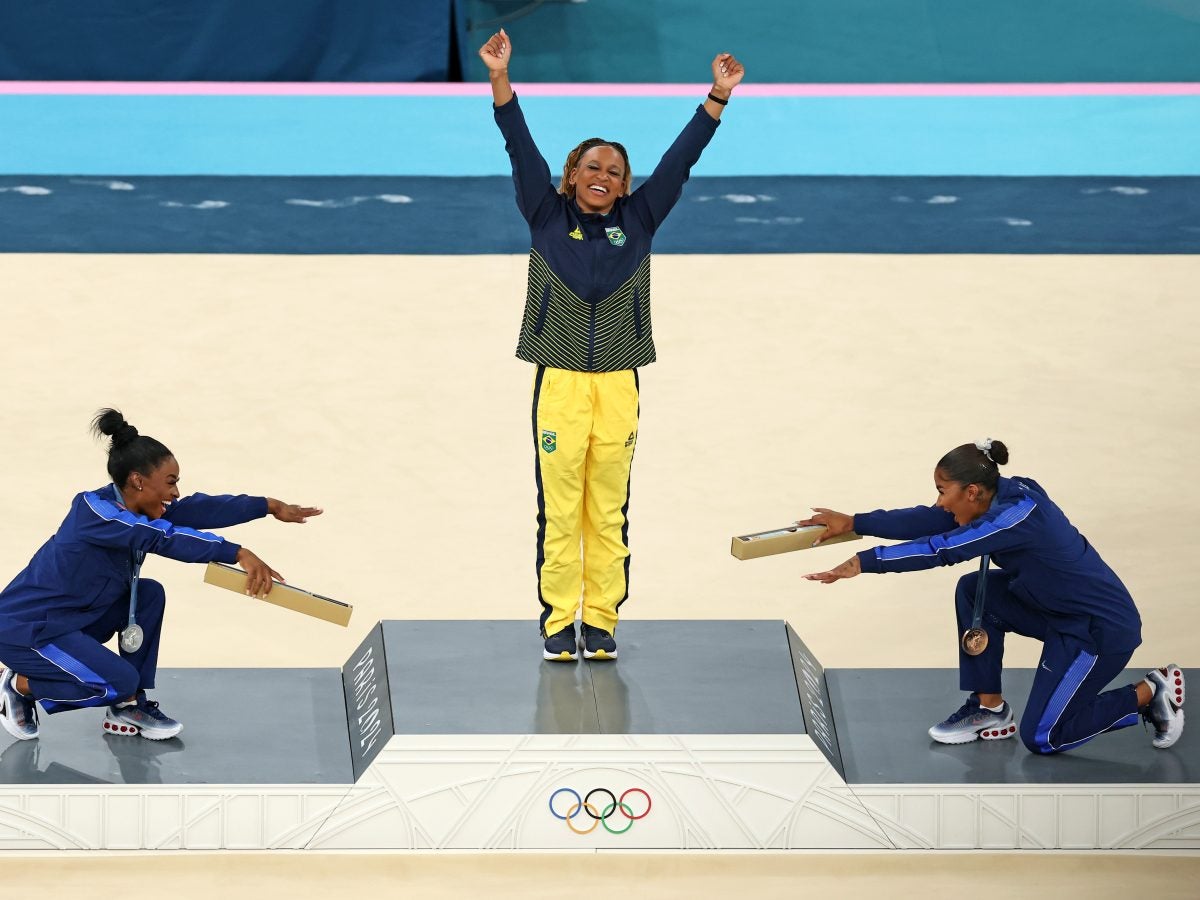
[2,95,1198,176]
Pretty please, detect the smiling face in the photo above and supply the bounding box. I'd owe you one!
[934,467,992,526]
[568,145,628,215]
[124,456,181,519]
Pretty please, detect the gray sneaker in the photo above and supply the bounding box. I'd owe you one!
[1144,665,1185,750]
[929,695,1016,744]
[103,695,182,740]
[0,667,38,741]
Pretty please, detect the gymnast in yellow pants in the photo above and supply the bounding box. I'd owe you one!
[480,28,744,660]
[533,368,639,659]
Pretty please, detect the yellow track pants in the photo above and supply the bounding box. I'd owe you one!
[532,365,639,638]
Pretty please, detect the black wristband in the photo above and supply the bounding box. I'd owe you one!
[707,91,728,106]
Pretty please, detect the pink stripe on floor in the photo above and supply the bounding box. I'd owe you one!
[1,81,1198,97]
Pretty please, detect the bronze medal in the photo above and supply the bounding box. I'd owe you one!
[961,627,988,656]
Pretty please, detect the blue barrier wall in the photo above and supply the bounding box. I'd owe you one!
[457,0,1200,83]
[0,0,456,81]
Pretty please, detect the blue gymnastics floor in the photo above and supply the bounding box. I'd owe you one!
[1,174,1197,253]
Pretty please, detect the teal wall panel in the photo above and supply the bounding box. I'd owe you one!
[457,0,1200,83]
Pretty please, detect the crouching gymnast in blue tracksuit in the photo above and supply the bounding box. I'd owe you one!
[0,409,321,742]
[799,439,1185,754]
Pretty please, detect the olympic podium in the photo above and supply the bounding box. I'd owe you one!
[0,619,1196,852]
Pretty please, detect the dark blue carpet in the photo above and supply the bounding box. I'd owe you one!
[1,176,1197,253]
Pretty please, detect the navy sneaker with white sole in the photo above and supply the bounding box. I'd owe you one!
[543,623,579,662]
[928,694,1016,744]
[579,623,617,660]
[103,694,182,740]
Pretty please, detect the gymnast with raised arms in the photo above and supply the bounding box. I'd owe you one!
[479,27,744,662]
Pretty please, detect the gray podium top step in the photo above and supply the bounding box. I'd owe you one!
[1,621,1193,787]
[380,620,807,735]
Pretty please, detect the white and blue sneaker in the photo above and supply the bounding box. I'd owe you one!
[928,694,1016,744]
[102,694,182,740]
[1144,665,1185,750]
[0,667,38,741]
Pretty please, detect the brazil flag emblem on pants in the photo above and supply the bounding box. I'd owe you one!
[541,429,557,453]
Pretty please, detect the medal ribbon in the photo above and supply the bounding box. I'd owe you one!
[127,549,145,633]
[969,554,991,631]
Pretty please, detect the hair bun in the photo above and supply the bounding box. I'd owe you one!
[90,407,138,446]
[989,440,1010,466]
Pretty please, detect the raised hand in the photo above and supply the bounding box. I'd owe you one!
[478,28,511,72]
[711,52,745,95]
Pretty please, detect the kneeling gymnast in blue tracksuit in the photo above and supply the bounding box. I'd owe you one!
[0,409,322,742]
[799,439,1185,754]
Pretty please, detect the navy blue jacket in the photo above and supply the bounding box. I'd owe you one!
[853,475,1142,653]
[0,485,266,646]
[494,94,719,372]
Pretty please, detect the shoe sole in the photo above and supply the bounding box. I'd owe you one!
[102,718,183,740]
[1160,665,1185,709]
[581,647,617,660]
[929,720,1017,744]
[543,650,578,662]
[1151,666,1185,749]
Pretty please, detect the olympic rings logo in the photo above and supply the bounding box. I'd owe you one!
[548,787,652,835]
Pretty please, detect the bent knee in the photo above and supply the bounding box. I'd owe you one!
[108,664,140,702]
[137,578,166,607]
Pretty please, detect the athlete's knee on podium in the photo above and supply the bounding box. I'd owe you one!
[1018,713,1056,754]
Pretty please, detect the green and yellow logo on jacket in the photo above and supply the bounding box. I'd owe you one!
[541,430,557,453]
[568,226,583,240]
[605,226,626,247]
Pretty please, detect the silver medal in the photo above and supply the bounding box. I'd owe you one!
[119,623,144,653]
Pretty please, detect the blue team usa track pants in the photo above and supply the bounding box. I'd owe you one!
[0,580,166,713]
[956,570,1141,754]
